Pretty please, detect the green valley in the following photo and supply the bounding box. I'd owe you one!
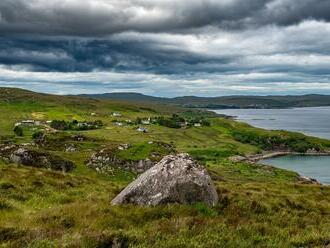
[1,87,330,248]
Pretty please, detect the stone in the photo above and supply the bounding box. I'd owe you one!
[86,151,154,174]
[229,155,246,162]
[0,145,75,172]
[65,144,78,152]
[111,153,218,206]
[299,176,321,185]
[86,142,175,174]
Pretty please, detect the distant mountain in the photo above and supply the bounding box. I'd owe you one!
[78,92,167,102]
[78,92,330,109]
[3,87,330,109]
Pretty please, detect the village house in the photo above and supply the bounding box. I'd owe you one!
[137,127,148,133]
[77,122,97,129]
[21,120,35,125]
[141,119,151,125]
[112,112,122,117]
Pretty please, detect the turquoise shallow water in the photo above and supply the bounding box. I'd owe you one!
[261,155,330,184]
[213,106,330,140]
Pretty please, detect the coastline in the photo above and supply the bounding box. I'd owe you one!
[229,151,330,185]
[211,107,330,141]
[230,151,330,163]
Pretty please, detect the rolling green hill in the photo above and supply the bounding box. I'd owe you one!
[1,87,330,247]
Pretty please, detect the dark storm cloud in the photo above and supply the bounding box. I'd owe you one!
[1,0,330,96]
[0,0,329,36]
[0,37,236,73]
[259,0,330,26]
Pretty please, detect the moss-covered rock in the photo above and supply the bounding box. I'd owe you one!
[0,145,75,172]
[86,142,176,174]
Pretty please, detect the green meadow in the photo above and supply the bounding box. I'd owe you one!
[1,88,330,247]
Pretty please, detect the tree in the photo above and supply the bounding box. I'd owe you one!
[50,120,69,130]
[14,126,23,136]
[32,131,45,144]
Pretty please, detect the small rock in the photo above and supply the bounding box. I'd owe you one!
[229,155,246,162]
[65,144,78,152]
[117,144,131,150]
[299,176,321,185]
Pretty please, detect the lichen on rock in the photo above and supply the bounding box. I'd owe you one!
[111,153,218,206]
[0,144,75,172]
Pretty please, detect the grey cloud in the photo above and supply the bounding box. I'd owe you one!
[0,0,329,37]
[1,19,330,76]
[0,0,330,96]
[259,0,330,26]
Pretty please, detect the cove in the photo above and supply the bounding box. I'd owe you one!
[260,155,330,184]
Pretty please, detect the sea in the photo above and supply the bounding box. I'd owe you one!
[213,107,330,184]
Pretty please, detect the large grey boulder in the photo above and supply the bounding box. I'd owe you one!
[111,153,218,206]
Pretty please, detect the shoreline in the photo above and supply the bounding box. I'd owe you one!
[230,151,330,163]
[230,151,330,185]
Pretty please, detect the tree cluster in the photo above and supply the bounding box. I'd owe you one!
[232,130,322,153]
[50,120,103,131]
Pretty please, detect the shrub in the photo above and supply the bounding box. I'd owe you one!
[193,203,218,217]
[0,182,15,190]
[50,120,69,130]
[201,119,211,126]
[27,240,55,248]
[231,129,323,153]
[50,120,103,131]
[0,227,25,242]
[32,131,45,144]
[0,199,13,210]
[13,126,23,136]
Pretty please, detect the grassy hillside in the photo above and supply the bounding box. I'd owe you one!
[78,92,330,109]
[1,87,330,247]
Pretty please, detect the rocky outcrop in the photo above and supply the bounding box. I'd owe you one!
[111,153,218,206]
[231,151,330,164]
[229,155,247,162]
[65,144,78,153]
[298,176,321,185]
[0,145,75,172]
[86,149,154,174]
[86,142,175,174]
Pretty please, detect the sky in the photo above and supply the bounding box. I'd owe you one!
[0,0,330,97]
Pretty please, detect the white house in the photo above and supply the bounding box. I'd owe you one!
[21,120,35,125]
[141,120,150,125]
[137,127,148,133]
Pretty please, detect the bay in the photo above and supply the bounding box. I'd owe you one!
[261,155,330,184]
[213,106,330,140]
[213,107,330,184]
